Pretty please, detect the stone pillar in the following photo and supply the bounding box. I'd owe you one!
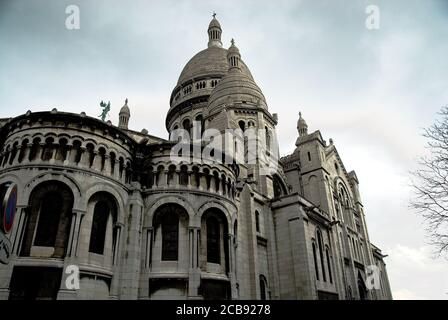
[109,222,124,299]
[10,206,28,256]
[210,175,216,193]
[113,161,121,181]
[188,227,201,298]
[199,172,207,191]
[144,227,153,269]
[21,143,32,164]
[227,233,238,299]
[120,165,127,184]
[67,210,85,257]
[104,155,112,176]
[113,225,122,266]
[187,170,192,189]
[79,147,89,168]
[9,146,20,166]
[64,144,73,166]
[49,143,59,164]
[92,152,103,171]
[38,142,46,161]
[120,186,143,300]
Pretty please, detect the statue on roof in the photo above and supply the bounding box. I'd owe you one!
[99,100,111,122]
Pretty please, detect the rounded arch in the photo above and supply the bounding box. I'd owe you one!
[152,202,189,262]
[21,180,74,258]
[197,201,232,226]
[145,195,195,228]
[200,206,230,271]
[22,172,82,210]
[357,272,367,300]
[273,174,288,198]
[84,183,126,224]
[0,173,23,203]
[87,191,119,255]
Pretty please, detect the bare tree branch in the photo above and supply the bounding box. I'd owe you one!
[411,105,448,258]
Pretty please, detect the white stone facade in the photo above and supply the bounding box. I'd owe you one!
[0,17,392,300]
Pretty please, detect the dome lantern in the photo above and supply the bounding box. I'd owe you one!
[119,98,130,129]
[208,12,222,48]
[227,39,241,71]
[297,112,308,137]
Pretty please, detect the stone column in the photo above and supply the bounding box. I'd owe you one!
[92,152,103,171]
[199,172,207,191]
[38,142,46,161]
[64,144,73,166]
[67,210,85,257]
[9,146,20,166]
[11,206,28,256]
[227,233,238,299]
[113,160,121,181]
[104,155,112,176]
[79,147,89,168]
[188,227,201,298]
[49,143,59,164]
[187,170,192,189]
[21,144,32,164]
[120,187,143,300]
[109,222,124,299]
[113,224,122,266]
[144,227,153,269]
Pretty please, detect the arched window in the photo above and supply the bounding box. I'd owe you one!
[34,191,63,247]
[326,247,333,284]
[255,211,260,232]
[312,242,319,280]
[265,126,271,153]
[317,230,326,282]
[238,120,246,132]
[168,165,176,185]
[273,175,287,198]
[88,193,118,256]
[207,216,220,263]
[162,211,179,261]
[233,220,238,244]
[89,201,110,254]
[21,181,74,258]
[182,119,191,136]
[180,165,189,186]
[259,275,269,300]
[195,114,204,136]
[41,137,55,161]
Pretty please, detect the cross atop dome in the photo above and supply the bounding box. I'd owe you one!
[212,12,216,19]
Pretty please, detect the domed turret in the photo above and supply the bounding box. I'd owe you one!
[208,12,222,48]
[119,98,130,129]
[228,39,241,71]
[297,112,308,137]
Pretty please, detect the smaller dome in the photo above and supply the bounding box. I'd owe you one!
[297,112,307,128]
[297,112,308,137]
[228,39,240,55]
[209,17,221,30]
[208,40,267,114]
[120,99,130,115]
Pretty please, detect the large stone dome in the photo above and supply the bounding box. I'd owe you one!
[176,46,253,86]
[208,68,267,114]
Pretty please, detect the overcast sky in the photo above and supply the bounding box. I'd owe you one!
[1,0,447,299]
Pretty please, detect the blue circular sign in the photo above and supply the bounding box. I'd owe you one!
[2,184,17,234]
